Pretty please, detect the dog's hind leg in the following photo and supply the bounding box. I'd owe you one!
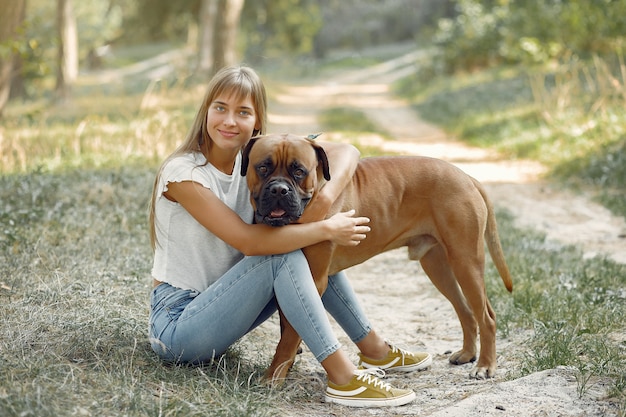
[418,245,479,367]
[446,245,498,379]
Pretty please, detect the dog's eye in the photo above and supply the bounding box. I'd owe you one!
[292,168,306,179]
[255,159,274,178]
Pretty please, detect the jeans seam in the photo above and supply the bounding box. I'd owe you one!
[327,277,371,343]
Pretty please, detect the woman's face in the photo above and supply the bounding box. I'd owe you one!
[206,91,259,153]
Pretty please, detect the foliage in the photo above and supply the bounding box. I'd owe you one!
[242,0,322,61]
[309,0,449,59]
[434,0,626,73]
[13,0,129,97]
[10,0,443,100]
[123,0,199,43]
[553,136,626,218]
[396,51,626,218]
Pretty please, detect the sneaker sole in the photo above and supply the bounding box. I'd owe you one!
[360,354,433,373]
[324,391,416,408]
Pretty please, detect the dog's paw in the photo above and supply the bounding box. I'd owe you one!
[448,349,476,365]
[263,359,294,387]
[469,365,496,379]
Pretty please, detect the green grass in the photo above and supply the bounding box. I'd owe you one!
[0,168,294,417]
[485,212,626,396]
[319,107,385,136]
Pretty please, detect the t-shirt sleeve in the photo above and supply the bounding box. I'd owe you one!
[159,155,213,195]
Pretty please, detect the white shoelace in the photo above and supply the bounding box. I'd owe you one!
[390,344,410,363]
[354,368,391,391]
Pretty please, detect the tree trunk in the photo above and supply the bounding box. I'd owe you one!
[197,0,219,73]
[212,0,245,74]
[56,0,79,100]
[0,0,26,117]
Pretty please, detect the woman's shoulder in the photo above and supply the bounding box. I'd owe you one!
[161,152,210,182]
[165,152,205,167]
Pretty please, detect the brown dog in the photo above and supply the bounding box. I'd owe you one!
[241,133,513,382]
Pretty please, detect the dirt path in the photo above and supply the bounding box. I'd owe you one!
[259,51,624,416]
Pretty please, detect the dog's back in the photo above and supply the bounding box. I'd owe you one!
[327,156,499,276]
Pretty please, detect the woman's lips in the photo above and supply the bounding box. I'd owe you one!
[218,129,239,138]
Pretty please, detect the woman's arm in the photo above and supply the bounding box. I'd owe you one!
[297,141,360,223]
[164,180,370,256]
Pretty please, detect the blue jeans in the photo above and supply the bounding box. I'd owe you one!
[149,250,372,364]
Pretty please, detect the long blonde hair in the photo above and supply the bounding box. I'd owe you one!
[149,66,268,250]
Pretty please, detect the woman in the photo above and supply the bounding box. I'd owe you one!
[148,65,431,408]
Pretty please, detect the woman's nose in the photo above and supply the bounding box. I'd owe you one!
[223,112,236,126]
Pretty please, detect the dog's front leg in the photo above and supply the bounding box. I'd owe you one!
[265,309,302,385]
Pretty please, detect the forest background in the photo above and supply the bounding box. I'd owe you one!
[1,0,625,216]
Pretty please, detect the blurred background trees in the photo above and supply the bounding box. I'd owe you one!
[434,0,626,73]
[1,0,625,116]
[0,0,26,116]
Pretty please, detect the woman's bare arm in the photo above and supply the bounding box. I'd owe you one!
[164,181,370,256]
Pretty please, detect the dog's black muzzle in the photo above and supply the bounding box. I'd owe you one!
[255,178,309,227]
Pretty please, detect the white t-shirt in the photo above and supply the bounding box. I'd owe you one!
[151,151,254,292]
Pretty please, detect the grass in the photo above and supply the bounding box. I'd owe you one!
[1,167,624,415]
[1,45,625,415]
[484,211,626,402]
[318,107,385,137]
[0,168,294,417]
[396,53,626,218]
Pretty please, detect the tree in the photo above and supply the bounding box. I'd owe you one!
[56,0,78,100]
[212,0,245,73]
[197,0,218,73]
[0,0,26,116]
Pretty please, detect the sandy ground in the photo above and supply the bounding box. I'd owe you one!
[251,50,626,416]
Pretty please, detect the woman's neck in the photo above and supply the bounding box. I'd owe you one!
[206,147,238,175]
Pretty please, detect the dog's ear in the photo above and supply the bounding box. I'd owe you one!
[305,133,329,180]
[311,142,331,181]
[240,137,259,177]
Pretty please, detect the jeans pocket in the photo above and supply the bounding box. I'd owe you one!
[149,284,197,360]
[152,285,195,321]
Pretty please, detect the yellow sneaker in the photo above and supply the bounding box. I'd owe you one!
[358,343,432,373]
[325,368,416,408]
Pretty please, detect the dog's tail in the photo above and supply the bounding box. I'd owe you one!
[474,178,513,293]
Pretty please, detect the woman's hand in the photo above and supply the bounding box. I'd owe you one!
[324,209,370,246]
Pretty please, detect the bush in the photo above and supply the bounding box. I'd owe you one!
[434,0,626,73]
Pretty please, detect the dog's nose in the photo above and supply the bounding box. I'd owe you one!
[269,183,290,196]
